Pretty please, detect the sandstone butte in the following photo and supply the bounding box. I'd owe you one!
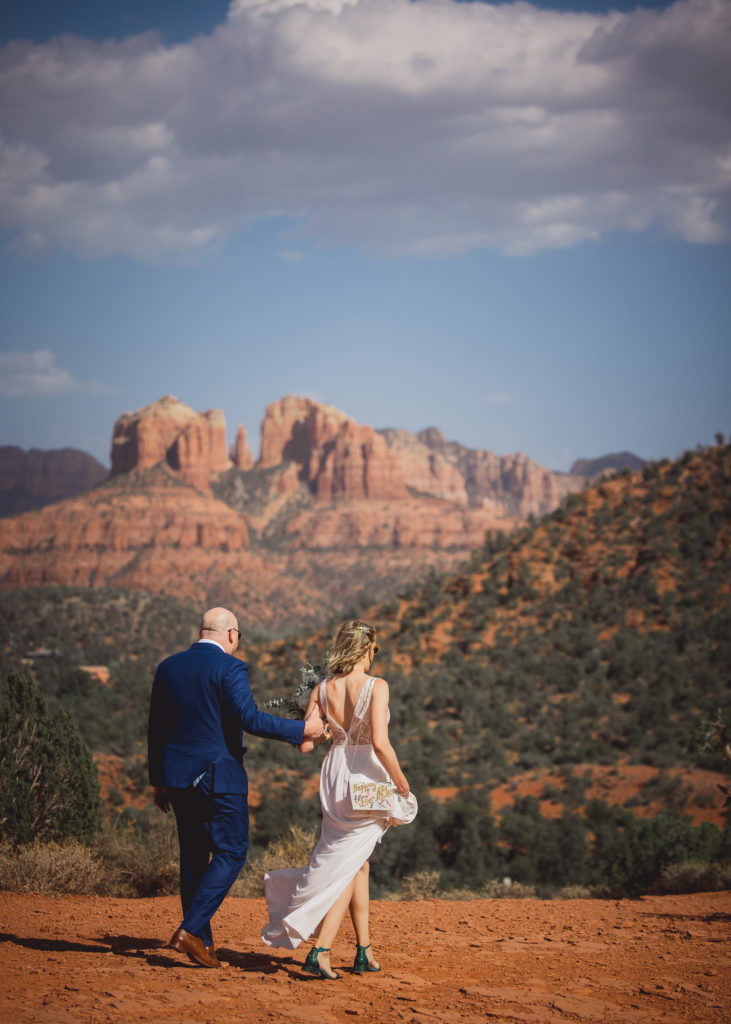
[111,394,234,493]
[256,395,584,515]
[0,394,588,627]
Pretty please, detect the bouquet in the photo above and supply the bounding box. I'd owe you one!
[263,663,322,719]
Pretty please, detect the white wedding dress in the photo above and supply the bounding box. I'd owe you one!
[261,677,392,950]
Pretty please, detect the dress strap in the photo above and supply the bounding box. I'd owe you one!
[318,679,328,715]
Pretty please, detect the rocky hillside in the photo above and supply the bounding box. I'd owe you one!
[0,394,593,630]
[1,441,726,893]
[254,440,730,788]
[0,446,107,517]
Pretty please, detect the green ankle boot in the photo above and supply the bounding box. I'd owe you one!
[353,944,381,973]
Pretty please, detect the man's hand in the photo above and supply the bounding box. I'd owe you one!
[302,709,327,742]
[153,786,170,813]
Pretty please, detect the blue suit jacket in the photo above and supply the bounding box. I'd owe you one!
[147,642,304,794]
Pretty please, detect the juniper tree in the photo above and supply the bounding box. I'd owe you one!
[0,669,100,843]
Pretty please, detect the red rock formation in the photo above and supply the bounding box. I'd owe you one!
[259,396,346,470]
[0,446,108,516]
[259,396,409,500]
[0,468,249,592]
[281,499,518,550]
[110,396,230,492]
[411,428,585,517]
[378,429,468,502]
[231,425,254,471]
[0,394,595,631]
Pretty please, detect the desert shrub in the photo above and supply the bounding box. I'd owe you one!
[232,825,317,898]
[586,801,729,896]
[94,817,179,897]
[499,798,589,887]
[655,859,731,895]
[0,670,100,843]
[479,878,536,898]
[554,885,593,899]
[0,839,105,895]
[391,870,441,900]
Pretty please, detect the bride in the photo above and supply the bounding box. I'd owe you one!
[261,619,415,979]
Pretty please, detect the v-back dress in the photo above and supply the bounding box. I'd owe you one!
[261,676,390,949]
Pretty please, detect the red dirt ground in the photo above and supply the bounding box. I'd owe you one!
[1,890,728,1023]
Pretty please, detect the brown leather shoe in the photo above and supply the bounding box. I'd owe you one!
[167,927,221,968]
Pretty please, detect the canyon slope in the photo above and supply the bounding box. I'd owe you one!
[0,394,593,629]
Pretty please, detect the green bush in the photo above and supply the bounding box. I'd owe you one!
[0,670,100,844]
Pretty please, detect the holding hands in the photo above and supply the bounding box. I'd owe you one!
[303,706,328,743]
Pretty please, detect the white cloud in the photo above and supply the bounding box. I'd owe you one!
[0,0,729,260]
[0,349,100,398]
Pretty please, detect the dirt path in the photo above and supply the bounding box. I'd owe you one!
[1,891,729,1023]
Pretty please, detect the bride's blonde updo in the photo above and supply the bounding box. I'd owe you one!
[326,619,376,676]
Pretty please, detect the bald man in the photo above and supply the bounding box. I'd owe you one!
[148,607,325,968]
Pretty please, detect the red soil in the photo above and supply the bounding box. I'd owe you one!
[1,890,728,1023]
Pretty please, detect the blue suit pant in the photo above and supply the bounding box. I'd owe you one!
[169,783,249,946]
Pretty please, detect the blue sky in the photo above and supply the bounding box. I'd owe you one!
[1,0,728,472]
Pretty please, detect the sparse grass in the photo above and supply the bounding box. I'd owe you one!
[0,840,105,895]
[655,860,731,895]
[477,879,537,899]
[387,870,441,900]
[94,818,180,897]
[231,825,317,898]
[553,885,593,900]
[0,817,179,898]
[386,873,540,900]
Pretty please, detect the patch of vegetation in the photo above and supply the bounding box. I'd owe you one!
[0,670,100,843]
[0,586,199,763]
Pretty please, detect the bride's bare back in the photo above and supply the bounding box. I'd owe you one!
[324,670,375,733]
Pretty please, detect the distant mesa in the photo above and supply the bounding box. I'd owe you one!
[2,392,597,518]
[0,392,654,629]
[111,394,232,493]
[1,393,643,520]
[0,445,107,517]
[104,393,626,512]
[570,452,646,479]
